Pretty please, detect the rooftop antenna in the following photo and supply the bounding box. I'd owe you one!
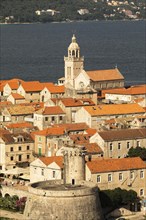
[115,64,118,69]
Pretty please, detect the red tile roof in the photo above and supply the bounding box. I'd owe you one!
[59,98,83,107]
[87,157,146,173]
[39,156,63,168]
[6,122,33,129]
[21,82,53,92]
[98,128,146,141]
[86,68,124,82]
[53,123,89,132]
[84,103,145,116]
[33,127,66,137]
[45,85,65,94]
[85,128,97,136]
[11,93,25,100]
[101,85,146,97]
[83,143,103,154]
[35,106,65,115]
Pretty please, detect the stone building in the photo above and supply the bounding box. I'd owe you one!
[24,145,104,220]
[90,128,146,158]
[75,103,145,128]
[30,156,63,183]
[62,35,124,98]
[33,127,70,157]
[0,131,34,170]
[33,106,66,130]
[86,157,146,198]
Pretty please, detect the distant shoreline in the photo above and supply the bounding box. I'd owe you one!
[0,19,144,25]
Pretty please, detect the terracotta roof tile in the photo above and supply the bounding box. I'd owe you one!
[39,156,63,168]
[21,82,53,92]
[83,143,103,154]
[11,93,25,100]
[0,132,34,144]
[53,123,89,132]
[6,122,33,129]
[84,103,145,116]
[102,85,146,97]
[87,157,146,173]
[33,127,66,137]
[7,105,35,115]
[0,101,12,106]
[35,106,65,115]
[69,134,90,143]
[85,128,97,136]
[98,128,146,141]
[45,85,65,94]
[86,68,124,82]
[59,98,83,107]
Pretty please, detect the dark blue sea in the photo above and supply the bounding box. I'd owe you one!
[0,20,145,85]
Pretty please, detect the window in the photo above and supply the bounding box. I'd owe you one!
[27,155,30,159]
[52,116,55,121]
[18,155,22,161]
[118,143,121,150]
[127,142,130,149]
[10,147,13,152]
[27,145,30,150]
[53,171,55,178]
[10,156,13,161]
[130,171,134,179]
[140,189,144,196]
[59,116,63,121]
[97,175,101,183]
[45,117,48,121]
[109,143,113,151]
[38,137,41,141]
[18,146,21,151]
[41,169,44,176]
[140,171,144,179]
[108,174,112,182]
[119,173,123,181]
[137,141,140,147]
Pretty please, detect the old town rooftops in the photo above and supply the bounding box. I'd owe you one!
[84,103,145,116]
[35,106,65,115]
[87,157,146,174]
[86,68,124,82]
[39,156,63,168]
[98,128,146,141]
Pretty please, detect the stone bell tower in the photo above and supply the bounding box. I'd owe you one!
[63,145,86,185]
[64,34,84,88]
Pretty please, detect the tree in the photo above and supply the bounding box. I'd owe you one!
[128,147,146,160]
[99,188,138,208]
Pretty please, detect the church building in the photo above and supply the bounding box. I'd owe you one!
[58,35,125,97]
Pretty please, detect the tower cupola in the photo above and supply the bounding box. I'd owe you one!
[68,34,80,58]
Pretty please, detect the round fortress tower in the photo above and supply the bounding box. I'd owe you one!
[24,145,104,220]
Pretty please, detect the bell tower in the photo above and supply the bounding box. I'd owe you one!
[64,34,84,88]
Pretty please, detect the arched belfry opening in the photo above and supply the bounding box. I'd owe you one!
[64,34,84,88]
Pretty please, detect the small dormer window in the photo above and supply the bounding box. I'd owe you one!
[18,137,23,142]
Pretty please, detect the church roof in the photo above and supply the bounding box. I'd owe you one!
[86,68,124,82]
